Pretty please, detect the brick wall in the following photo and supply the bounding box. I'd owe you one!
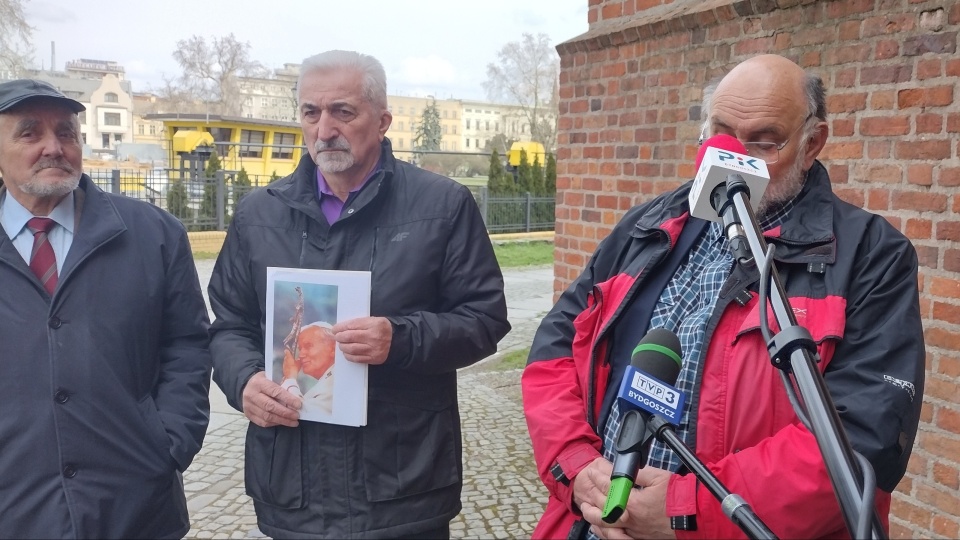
[555,0,960,537]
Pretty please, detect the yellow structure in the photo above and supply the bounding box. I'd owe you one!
[144,113,305,184]
[172,130,214,153]
[507,141,546,167]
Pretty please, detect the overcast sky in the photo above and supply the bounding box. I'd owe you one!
[23,0,588,101]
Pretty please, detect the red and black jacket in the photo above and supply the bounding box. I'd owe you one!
[522,161,925,539]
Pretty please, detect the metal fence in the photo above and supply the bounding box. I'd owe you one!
[88,169,555,234]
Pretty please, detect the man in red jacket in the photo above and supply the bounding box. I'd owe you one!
[522,54,924,539]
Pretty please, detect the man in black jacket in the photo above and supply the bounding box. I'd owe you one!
[0,79,211,538]
[208,50,510,539]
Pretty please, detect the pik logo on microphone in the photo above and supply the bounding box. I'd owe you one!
[616,366,686,425]
[717,150,762,171]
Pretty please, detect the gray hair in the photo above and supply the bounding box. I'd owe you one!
[297,50,388,110]
[700,70,826,140]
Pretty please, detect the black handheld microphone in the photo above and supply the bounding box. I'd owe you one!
[601,328,683,524]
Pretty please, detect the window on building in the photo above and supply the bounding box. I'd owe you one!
[114,134,122,143]
[398,138,404,148]
[149,125,157,135]
[104,92,119,103]
[465,139,470,148]
[78,111,86,125]
[474,139,479,148]
[466,119,470,129]
[495,122,499,131]
[104,112,121,126]
[81,133,86,144]
[452,126,457,134]
[262,97,268,106]
[442,125,448,134]
[399,106,404,114]
[138,124,144,135]
[272,132,295,159]
[486,121,490,131]
[271,98,278,106]
[398,121,404,131]
[101,134,109,148]
[451,111,457,119]
[443,110,448,118]
[239,129,265,158]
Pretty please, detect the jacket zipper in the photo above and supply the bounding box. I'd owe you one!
[298,230,308,267]
[369,227,379,273]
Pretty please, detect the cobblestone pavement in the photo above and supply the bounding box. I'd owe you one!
[186,260,555,539]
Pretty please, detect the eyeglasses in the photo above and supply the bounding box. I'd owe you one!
[698,113,814,164]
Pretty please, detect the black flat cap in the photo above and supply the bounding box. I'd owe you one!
[0,79,85,114]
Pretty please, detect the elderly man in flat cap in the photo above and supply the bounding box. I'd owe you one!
[0,79,212,538]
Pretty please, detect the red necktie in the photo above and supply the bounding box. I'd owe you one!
[27,217,58,295]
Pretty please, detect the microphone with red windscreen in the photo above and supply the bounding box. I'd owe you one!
[688,134,770,222]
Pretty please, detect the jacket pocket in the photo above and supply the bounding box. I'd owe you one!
[362,388,459,502]
[136,394,175,471]
[735,295,847,371]
[244,425,305,509]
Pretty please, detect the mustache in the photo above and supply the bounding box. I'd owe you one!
[34,158,77,173]
[314,138,350,152]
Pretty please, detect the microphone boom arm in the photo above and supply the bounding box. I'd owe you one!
[727,182,886,540]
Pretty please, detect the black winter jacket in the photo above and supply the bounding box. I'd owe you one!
[208,139,510,538]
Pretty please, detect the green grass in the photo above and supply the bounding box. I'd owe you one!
[493,240,553,268]
[488,347,530,371]
[193,241,555,268]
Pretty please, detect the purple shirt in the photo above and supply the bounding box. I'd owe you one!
[316,160,381,225]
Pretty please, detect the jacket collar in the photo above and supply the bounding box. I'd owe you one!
[0,174,125,284]
[267,138,397,224]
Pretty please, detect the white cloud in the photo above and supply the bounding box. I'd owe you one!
[397,55,458,88]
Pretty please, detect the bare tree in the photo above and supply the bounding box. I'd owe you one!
[483,33,559,151]
[0,0,34,75]
[169,33,267,116]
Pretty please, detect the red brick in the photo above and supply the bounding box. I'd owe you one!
[948,58,960,77]
[832,118,854,136]
[925,373,960,402]
[892,191,948,212]
[937,221,960,241]
[947,113,960,133]
[875,40,900,60]
[917,113,943,134]
[835,189,864,208]
[915,482,960,515]
[864,164,901,183]
[871,90,896,110]
[932,277,960,299]
[931,515,960,539]
[601,1,622,20]
[867,189,890,211]
[827,92,868,114]
[941,354,960,377]
[907,164,933,186]
[940,168,960,187]
[916,244,937,268]
[947,248,960,272]
[906,218,933,239]
[898,86,955,108]
[895,140,952,160]
[937,408,960,442]
[861,64,912,85]
[867,140,892,159]
[821,141,864,160]
[825,0,873,18]
[890,497,931,531]
[861,115,910,136]
[918,59,943,80]
[933,301,960,326]
[862,14,915,37]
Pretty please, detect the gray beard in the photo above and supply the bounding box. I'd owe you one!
[756,151,807,218]
[21,173,81,198]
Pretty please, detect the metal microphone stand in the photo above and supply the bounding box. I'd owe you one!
[723,175,885,539]
[648,416,777,539]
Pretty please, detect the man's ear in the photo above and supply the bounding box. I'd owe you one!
[802,120,829,171]
[378,110,393,140]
